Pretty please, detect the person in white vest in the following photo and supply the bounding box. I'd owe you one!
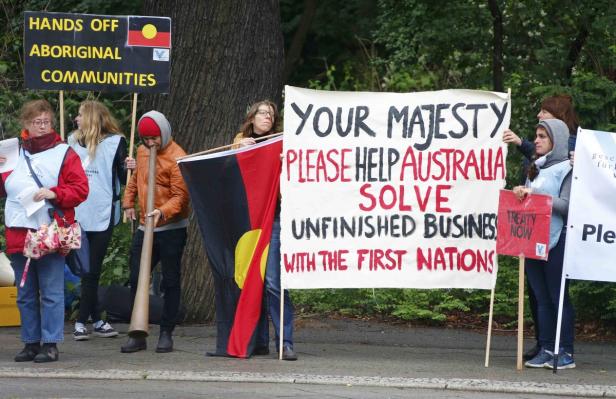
[513,119,575,370]
[68,100,128,341]
[0,99,88,362]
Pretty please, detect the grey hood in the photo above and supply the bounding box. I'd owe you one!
[139,110,172,148]
[536,118,570,169]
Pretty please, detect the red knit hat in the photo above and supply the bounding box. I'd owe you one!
[138,116,161,137]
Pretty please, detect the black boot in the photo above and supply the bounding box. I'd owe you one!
[33,343,59,363]
[156,330,173,353]
[14,343,41,362]
[121,337,147,353]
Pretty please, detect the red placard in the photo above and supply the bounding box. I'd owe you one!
[496,189,552,260]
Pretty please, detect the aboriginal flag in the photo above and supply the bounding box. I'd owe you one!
[127,16,171,48]
[178,137,282,358]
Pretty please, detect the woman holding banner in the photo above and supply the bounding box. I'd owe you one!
[68,100,128,341]
[503,94,579,360]
[513,119,575,370]
[504,94,579,167]
[233,100,297,360]
[1,99,88,362]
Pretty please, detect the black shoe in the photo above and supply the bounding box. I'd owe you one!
[121,337,147,353]
[33,343,59,363]
[155,331,173,353]
[252,346,270,356]
[282,345,298,361]
[14,343,40,362]
[523,343,541,361]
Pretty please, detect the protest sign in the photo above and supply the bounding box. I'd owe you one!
[563,128,616,282]
[496,189,552,260]
[280,86,510,289]
[24,11,171,93]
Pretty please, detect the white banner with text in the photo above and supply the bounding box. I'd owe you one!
[564,128,616,282]
[281,86,509,289]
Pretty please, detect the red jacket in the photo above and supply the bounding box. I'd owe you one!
[0,132,89,254]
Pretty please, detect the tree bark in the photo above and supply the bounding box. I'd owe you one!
[283,0,318,83]
[564,25,590,85]
[488,0,504,92]
[140,0,284,322]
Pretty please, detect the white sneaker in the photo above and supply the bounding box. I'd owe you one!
[93,321,118,338]
[73,323,89,341]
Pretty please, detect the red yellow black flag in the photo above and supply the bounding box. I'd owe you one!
[127,16,171,48]
[178,137,282,358]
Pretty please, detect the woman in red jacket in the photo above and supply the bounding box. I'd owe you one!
[0,99,88,363]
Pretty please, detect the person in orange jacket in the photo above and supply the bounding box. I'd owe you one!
[120,110,189,354]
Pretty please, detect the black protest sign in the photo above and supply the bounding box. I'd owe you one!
[24,11,171,93]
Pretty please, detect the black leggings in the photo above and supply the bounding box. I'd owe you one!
[128,228,187,332]
[77,226,114,324]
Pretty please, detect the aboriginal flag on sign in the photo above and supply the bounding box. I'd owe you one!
[127,16,171,48]
[178,136,282,358]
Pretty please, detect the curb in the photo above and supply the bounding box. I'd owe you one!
[1,368,615,397]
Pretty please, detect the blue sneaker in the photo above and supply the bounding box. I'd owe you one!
[525,348,553,368]
[545,352,576,370]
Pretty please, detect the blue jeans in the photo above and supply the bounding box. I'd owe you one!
[11,253,65,343]
[525,232,575,353]
[257,216,294,349]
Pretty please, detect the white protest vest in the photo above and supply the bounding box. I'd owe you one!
[69,134,122,232]
[4,144,69,229]
[528,160,571,249]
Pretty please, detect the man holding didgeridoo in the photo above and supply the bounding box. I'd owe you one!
[121,111,189,354]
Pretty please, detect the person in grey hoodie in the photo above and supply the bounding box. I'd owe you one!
[513,119,575,370]
[120,111,189,354]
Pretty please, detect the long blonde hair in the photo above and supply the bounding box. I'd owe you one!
[74,100,123,158]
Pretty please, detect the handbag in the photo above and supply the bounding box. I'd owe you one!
[19,153,82,287]
[65,230,90,277]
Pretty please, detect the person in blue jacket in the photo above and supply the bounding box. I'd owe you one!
[513,119,575,370]
[503,94,579,360]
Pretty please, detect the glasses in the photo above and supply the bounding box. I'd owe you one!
[31,119,51,127]
[256,110,274,118]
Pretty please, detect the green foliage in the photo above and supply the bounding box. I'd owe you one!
[99,221,133,286]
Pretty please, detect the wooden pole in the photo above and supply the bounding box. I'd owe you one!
[279,285,284,361]
[517,255,525,370]
[123,93,139,223]
[59,90,65,140]
[177,132,283,161]
[484,284,496,367]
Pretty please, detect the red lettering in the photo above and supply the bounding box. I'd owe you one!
[414,186,431,212]
[305,149,316,182]
[325,150,339,182]
[359,184,376,211]
[417,247,431,271]
[357,249,369,271]
[285,150,297,182]
[435,185,451,212]
[378,185,397,210]
[341,148,352,182]
[416,246,495,273]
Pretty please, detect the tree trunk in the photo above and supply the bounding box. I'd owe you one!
[564,24,590,85]
[283,0,318,83]
[488,0,504,92]
[140,0,284,322]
